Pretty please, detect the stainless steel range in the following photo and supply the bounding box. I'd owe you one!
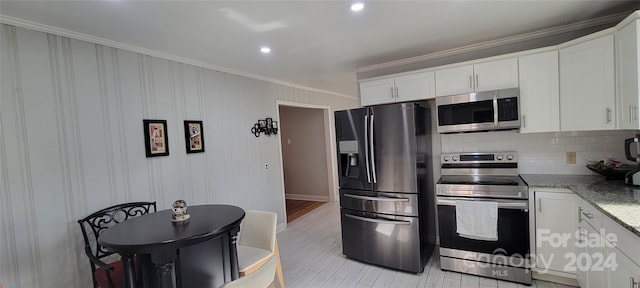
[436,152,531,285]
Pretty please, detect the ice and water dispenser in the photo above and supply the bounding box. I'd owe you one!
[339,140,359,177]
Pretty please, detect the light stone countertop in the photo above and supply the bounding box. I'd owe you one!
[521,174,640,238]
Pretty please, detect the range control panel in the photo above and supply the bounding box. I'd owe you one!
[441,152,518,163]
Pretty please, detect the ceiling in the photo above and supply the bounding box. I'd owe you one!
[1,1,638,98]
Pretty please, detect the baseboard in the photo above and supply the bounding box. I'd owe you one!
[276,222,287,233]
[532,270,579,286]
[285,194,329,202]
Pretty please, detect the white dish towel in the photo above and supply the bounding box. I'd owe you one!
[455,200,499,241]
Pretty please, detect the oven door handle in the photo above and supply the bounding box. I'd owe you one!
[437,198,528,209]
[344,193,410,202]
[345,213,410,225]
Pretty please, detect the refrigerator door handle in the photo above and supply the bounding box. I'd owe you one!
[345,213,410,225]
[344,193,410,202]
[364,115,371,183]
[370,114,377,183]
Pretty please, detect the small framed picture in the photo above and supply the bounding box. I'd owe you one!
[143,119,169,157]
[266,118,273,129]
[184,120,205,154]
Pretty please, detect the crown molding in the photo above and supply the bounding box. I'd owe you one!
[0,14,356,100]
[357,11,630,73]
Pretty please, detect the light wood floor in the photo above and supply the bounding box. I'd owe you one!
[285,199,327,223]
[277,201,576,288]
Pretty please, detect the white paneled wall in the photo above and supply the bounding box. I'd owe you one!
[0,24,356,288]
[441,129,639,174]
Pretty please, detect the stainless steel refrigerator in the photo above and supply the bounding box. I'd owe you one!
[334,102,436,273]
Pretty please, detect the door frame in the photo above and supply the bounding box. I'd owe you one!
[275,100,338,221]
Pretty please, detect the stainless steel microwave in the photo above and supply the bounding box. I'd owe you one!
[436,88,520,133]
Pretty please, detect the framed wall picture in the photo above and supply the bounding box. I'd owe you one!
[143,119,169,157]
[184,120,205,153]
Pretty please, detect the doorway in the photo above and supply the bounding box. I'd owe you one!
[276,101,337,223]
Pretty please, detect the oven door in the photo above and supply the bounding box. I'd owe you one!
[437,197,529,259]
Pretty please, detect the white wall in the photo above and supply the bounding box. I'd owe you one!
[0,24,357,288]
[280,106,330,201]
[441,129,639,174]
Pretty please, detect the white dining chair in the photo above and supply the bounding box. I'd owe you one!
[237,210,284,288]
[222,256,277,288]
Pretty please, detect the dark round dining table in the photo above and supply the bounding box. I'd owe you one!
[98,204,245,288]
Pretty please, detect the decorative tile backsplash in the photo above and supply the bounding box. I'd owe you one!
[440,130,639,175]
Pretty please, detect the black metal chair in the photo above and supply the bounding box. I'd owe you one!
[78,202,156,288]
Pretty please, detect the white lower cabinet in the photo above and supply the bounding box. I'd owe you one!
[577,222,605,288]
[534,190,577,274]
[576,197,605,288]
[576,225,588,287]
[604,240,640,288]
[602,215,640,288]
[576,197,640,288]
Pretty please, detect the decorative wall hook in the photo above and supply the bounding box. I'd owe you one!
[251,117,278,137]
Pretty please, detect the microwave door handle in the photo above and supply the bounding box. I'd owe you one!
[364,115,371,183]
[493,94,498,127]
[370,114,377,184]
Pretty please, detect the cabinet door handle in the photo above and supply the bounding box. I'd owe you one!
[395,87,399,98]
[538,198,542,213]
[475,74,479,88]
[635,106,638,121]
[630,105,633,123]
[522,115,526,129]
[631,276,638,288]
[469,75,473,89]
[582,212,594,219]
[390,87,395,98]
[606,108,612,124]
[578,207,582,223]
[577,228,584,244]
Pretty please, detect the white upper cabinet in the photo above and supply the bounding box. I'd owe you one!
[474,58,519,92]
[360,77,395,106]
[435,65,475,96]
[435,58,518,97]
[616,19,640,129]
[359,71,435,106]
[394,71,436,102]
[518,51,560,133]
[560,34,615,131]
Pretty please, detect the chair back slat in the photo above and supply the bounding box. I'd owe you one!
[78,202,156,258]
[78,202,157,260]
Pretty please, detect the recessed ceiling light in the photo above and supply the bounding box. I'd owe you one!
[260,46,271,54]
[350,2,364,12]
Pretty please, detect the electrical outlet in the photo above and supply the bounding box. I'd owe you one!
[566,152,576,164]
[264,163,269,170]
